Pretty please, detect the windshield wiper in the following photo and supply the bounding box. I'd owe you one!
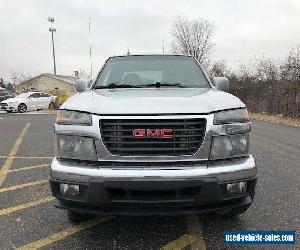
[94,81,187,89]
[94,82,142,89]
[141,82,186,88]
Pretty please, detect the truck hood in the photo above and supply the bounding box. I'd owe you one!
[62,88,246,114]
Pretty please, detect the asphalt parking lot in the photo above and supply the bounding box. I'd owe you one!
[0,113,299,249]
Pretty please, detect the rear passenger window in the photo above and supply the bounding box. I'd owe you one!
[29,93,41,98]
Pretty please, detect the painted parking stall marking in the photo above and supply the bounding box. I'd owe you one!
[186,214,206,250]
[16,216,112,250]
[8,163,50,173]
[0,179,48,193]
[161,214,207,250]
[0,196,54,216]
[3,115,297,249]
[0,116,206,249]
[0,123,30,187]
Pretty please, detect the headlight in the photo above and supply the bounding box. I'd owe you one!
[57,135,97,161]
[56,110,92,125]
[214,108,249,124]
[209,134,249,160]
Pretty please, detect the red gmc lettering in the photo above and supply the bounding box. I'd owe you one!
[161,129,173,139]
[132,129,146,138]
[146,129,161,138]
[132,129,173,139]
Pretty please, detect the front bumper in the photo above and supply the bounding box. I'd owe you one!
[0,104,14,111]
[50,155,257,215]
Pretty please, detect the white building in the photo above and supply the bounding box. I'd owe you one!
[15,73,76,95]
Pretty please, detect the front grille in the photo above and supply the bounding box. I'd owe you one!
[100,118,206,156]
[108,187,201,203]
[59,158,207,168]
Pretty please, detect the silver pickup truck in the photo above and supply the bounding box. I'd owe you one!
[50,55,257,222]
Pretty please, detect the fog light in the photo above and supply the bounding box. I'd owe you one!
[226,182,247,193]
[60,183,80,196]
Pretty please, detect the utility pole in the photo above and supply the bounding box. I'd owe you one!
[88,19,93,78]
[48,17,57,75]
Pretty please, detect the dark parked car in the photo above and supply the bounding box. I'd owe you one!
[0,90,15,102]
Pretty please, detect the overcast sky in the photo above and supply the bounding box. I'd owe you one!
[0,0,300,81]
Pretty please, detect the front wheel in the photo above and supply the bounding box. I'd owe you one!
[18,103,27,113]
[67,210,93,223]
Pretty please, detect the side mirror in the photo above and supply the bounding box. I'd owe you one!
[213,77,229,92]
[75,79,90,92]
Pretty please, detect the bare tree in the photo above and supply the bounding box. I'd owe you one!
[6,82,15,92]
[279,46,300,117]
[10,71,32,86]
[77,69,89,79]
[236,63,255,82]
[171,16,215,68]
[210,60,232,77]
[8,71,33,93]
[280,45,300,82]
[253,58,279,83]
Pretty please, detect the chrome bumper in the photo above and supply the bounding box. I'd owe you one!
[50,155,257,183]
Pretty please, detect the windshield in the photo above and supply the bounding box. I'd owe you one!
[16,93,31,98]
[94,56,210,88]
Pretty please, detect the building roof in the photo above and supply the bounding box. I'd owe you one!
[44,73,76,85]
[17,73,76,87]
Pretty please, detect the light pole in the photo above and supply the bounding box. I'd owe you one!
[48,17,57,75]
[88,19,93,78]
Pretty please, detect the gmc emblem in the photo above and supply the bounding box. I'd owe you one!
[133,129,173,139]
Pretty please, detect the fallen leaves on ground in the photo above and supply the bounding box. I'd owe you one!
[250,112,300,127]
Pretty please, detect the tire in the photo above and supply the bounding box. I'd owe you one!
[7,110,13,113]
[18,103,27,113]
[67,210,93,223]
[48,102,55,109]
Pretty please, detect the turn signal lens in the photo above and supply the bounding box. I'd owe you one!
[214,109,249,125]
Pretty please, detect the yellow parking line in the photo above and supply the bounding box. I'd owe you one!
[0,196,54,216]
[0,123,30,187]
[186,214,206,250]
[5,156,53,159]
[0,156,53,159]
[160,234,197,250]
[160,215,206,250]
[0,180,48,193]
[8,164,50,173]
[17,216,111,250]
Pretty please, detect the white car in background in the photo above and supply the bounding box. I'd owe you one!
[0,91,56,113]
